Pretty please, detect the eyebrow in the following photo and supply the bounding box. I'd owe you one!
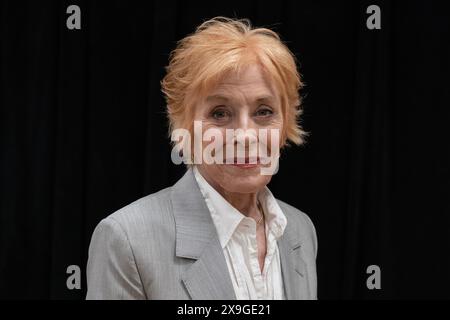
[205,94,276,103]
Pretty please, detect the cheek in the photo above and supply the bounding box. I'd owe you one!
[200,125,227,153]
[263,120,284,151]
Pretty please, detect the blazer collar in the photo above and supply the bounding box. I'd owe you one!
[170,168,306,300]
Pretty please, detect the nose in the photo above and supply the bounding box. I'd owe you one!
[232,110,258,149]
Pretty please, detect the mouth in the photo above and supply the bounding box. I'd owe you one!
[224,157,261,168]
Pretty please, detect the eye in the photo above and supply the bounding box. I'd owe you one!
[211,106,231,120]
[255,106,274,117]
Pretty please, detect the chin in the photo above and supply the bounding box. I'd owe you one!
[220,166,272,193]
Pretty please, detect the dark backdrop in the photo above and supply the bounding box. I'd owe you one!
[1,0,449,299]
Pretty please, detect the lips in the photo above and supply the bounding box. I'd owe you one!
[224,157,260,167]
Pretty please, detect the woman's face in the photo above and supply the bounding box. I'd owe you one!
[193,64,284,194]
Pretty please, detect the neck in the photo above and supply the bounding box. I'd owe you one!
[220,190,258,217]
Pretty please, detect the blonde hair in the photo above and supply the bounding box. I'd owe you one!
[161,16,306,146]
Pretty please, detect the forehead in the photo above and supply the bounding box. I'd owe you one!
[206,64,278,101]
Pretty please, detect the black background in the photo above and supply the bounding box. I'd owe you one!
[1,0,449,299]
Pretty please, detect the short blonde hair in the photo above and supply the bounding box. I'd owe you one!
[161,16,306,146]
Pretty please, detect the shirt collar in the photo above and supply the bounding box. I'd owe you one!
[192,166,287,249]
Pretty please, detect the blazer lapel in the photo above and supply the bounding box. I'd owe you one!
[277,214,309,300]
[171,169,236,300]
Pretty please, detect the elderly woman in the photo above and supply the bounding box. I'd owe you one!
[86,17,317,300]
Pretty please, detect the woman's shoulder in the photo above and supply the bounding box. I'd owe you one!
[276,199,318,252]
[96,186,174,237]
[276,199,315,227]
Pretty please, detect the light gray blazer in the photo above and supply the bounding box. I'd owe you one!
[86,168,318,300]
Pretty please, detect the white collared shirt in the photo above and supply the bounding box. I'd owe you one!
[193,167,287,300]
